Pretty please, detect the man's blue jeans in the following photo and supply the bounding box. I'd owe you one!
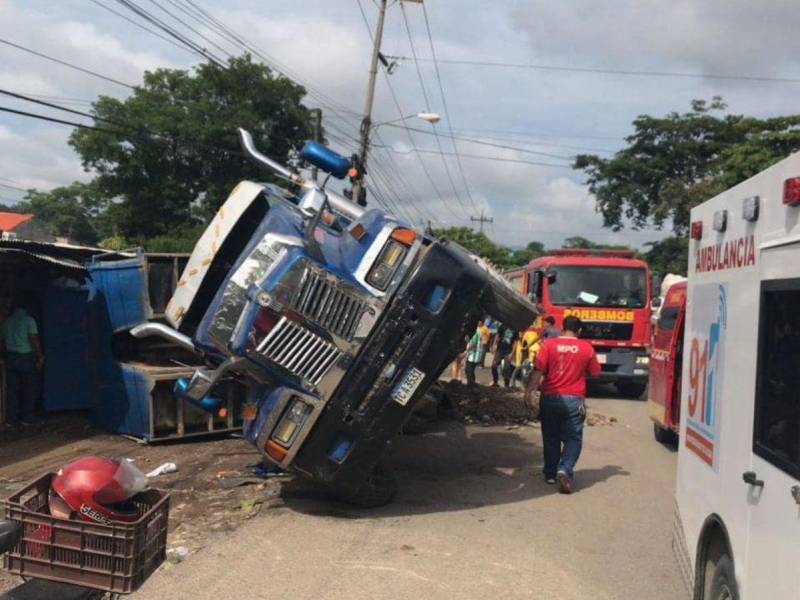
[539,394,586,481]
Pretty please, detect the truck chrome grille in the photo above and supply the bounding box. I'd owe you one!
[255,317,341,385]
[294,269,366,341]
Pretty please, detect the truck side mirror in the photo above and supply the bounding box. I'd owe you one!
[651,297,662,309]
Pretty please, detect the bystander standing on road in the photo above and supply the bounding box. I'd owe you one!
[1,295,44,426]
[491,323,516,387]
[509,322,541,388]
[479,318,491,368]
[542,316,561,339]
[524,316,600,494]
[465,320,486,386]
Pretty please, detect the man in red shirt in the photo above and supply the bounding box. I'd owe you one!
[524,316,600,494]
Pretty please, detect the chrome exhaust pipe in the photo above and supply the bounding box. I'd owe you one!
[130,322,198,353]
[237,128,365,221]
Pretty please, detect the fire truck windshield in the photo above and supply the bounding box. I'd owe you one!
[547,266,647,308]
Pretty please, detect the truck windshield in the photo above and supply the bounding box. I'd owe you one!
[548,266,647,308]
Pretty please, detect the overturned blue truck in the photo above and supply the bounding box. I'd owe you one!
[133,129,537,506]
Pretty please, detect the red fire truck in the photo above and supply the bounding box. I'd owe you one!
[648,280,687,443]
[519,249,652,397]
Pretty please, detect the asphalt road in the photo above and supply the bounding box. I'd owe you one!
[134,389,683,600]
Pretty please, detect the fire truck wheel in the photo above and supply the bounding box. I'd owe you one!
[653,423,677,445]
[615,381,646,399]
[334,463,398,509]
[708,555,739,600]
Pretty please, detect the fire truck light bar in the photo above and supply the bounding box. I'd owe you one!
[552,249,636,258]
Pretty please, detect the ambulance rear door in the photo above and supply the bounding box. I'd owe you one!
[744,245,800,598]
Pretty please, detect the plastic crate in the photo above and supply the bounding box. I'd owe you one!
[3,473,169,594]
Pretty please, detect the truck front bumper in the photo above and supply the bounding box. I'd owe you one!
[590,347,649,384]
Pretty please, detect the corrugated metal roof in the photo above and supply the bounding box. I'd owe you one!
[0,212,33,231]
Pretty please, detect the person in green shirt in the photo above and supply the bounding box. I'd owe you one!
[1,296,44,426]
[465,320,486,386]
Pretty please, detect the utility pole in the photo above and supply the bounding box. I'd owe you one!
[471,209,494,234]
[351,0,388,208]
[309,108,322,182]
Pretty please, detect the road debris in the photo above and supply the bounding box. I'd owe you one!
[146,462,178,477]
[443,380,614,427]
[166,546,189,564]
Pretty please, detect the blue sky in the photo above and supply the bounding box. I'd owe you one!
[2,1,800,249]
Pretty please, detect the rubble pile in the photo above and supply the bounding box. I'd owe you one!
[444,380,537,425]
[442,380,617,427]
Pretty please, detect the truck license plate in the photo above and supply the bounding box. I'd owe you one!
[392,367,425,406]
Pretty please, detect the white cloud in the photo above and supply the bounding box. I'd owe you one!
[0,0,788,251]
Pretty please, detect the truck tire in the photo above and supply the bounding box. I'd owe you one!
[615,381,647,399]
[448,242,538,330]
[709,555,739,600]
[480,282,538,331]
[334,462,398,508]
[653,423,677,445]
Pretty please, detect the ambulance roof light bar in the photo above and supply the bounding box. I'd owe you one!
[784,177,800,207]
[552,249,637,259]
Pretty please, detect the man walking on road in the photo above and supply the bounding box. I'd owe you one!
[465,320,486,386]
[524,316,600,494]
[491,323,515,387]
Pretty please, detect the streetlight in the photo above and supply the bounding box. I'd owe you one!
[351,112,441,206]
[377,112,442,127]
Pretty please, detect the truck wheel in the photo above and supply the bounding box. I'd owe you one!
[479,282,538,331]
[653,423,677,445]
[709,555,739,600]
[451,243,538,330]
[334,463,398,508]
[615,381,646,399]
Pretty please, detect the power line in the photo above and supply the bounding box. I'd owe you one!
[89,0,198,56]
[0,38,136,89]
[383,123,574,160]
[0,182,29,193]
[380,145,572,168]
[419,2,479,214]
[112,0,229,66]
[354,0,467,221]
[0,105,121,133]
[398,1,464,210]
[388,55,800,85]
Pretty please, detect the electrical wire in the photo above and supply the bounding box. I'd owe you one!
[383,123,574,160]
[88,0,198,56]
[0,38,136,89]
[388,55,800,85]
[380,145,572,168]
[419,2,480,213]
[398,1,464,211]
[354,0,466,220]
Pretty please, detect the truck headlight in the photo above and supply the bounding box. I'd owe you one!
[636,356,649,365]
[367,239,407,290]
[271,398,312,446]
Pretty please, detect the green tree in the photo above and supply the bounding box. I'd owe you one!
[70,54,311,240]
[17,182,106,245]
[574,98,800,236]
[643,237,689,278]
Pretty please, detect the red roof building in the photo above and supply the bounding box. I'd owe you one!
[0,212,52,242]
[0,212,33,232]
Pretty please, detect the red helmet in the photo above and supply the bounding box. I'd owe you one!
[50,457,147,525]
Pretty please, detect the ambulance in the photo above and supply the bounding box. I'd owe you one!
[673,152,800,599]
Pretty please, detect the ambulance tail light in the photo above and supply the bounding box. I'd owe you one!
[691,221,703,240]
[783,177,800,207]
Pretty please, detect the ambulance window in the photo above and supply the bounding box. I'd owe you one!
[753,280,800,478]
[658,307,680,331]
